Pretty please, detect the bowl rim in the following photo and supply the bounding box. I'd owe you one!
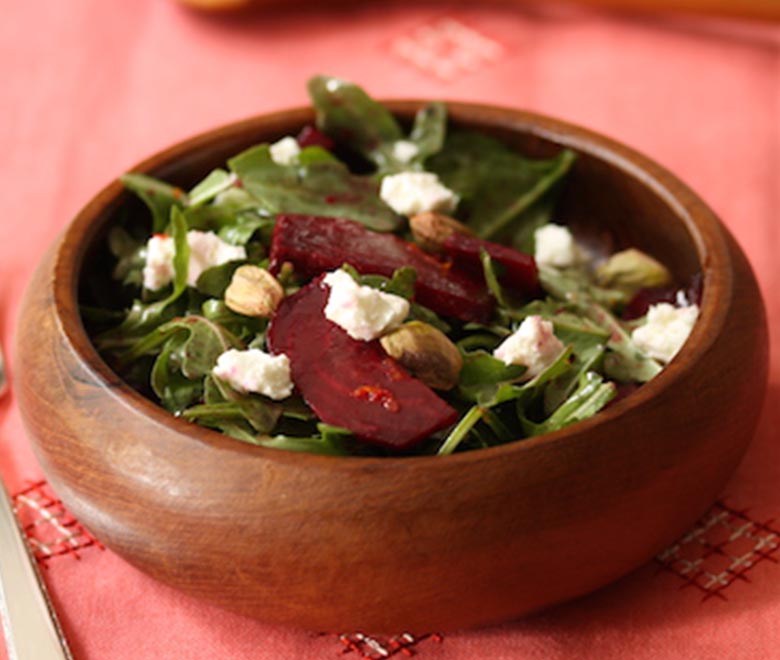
[51,101,732,468]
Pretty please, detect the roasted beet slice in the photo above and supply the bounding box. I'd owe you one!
[267,278,459,449]
[442,233,540,298]
[269,214,493,323]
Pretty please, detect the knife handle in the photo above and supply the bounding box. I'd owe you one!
[0,483,73,660]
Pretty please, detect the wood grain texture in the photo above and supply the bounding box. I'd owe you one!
[15,104,769,632]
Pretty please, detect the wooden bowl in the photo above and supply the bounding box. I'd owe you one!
[15,103,768,633]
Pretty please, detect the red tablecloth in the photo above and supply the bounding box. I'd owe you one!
[1,2,778,658]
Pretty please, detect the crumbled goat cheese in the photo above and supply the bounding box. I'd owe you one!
[379,172,459,216]
[392,140,420,163]
[323,269,410,341]
[269,136,301,166]
[212,349,293,400]
[631,302,699,363]
[186,231,246,286]
[493,315,566,378]
[143,234,176,291]
[142,231,246,290]
[534,224,581,269]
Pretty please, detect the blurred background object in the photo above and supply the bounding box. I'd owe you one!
[172,0,780,22]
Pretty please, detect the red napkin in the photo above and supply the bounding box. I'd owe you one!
[1,1,778,658]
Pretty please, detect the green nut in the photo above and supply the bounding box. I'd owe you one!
[595,248,672,294]
[380,321,463,391]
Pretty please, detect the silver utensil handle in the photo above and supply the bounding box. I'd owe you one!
[0,482,73,660]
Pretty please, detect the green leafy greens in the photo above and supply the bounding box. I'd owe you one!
[84,75,677,457]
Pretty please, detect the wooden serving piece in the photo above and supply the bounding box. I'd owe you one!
[15,104,768,632]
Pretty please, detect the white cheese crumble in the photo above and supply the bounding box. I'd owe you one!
[534,224,581,269]
[631,302,699,363]
[212,349,293,400]
[392,140,419,164]
[143,234,176,291]
[493,315,566,378]
[322,269,410,341]
[186,231,246,286]
[269,136,301,166]
[379,172,459,216]
[142,231,246,291]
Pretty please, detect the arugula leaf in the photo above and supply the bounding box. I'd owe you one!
[121,173,188,234]
[297,145,341,166]
[308,75,403,163]
[188,169,236,207]
[95,207,191,348]
[480,248,511,308]
[408,303,451,334]
[183,401,282,439]
[254,434,347,456]
[218,217,274,246]
[427,131,575,242]
[145,315,246,415]
[151,337,204,412]
[458,351,526,405]
[228,143,402,232]
[456,332,505,352]
[208,374,283,434]
[120,315,242,374]
[567,293,662,383]
[543,344,605,415]
[372,102,448,173]
[437,405,484,455]
[479,345,574,409]
[108,226,145,286]
[308,77,447,175]
[539,265,627,310]
[341,264,417,299]
[516,298,610,358]
[459,351,526,388]
[169,206,190,291]
[522,371,616,436]
[201,299,268,343]
[195,261,245,298]
[409,102,447,163]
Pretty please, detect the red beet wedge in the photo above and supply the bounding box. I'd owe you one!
[442,233,540,298]
[267,277,459,449]
[269,214,493,323]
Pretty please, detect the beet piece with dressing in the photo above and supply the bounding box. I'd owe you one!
[268,214,493,323]
[442,233,540,299]
[267,277,459,449]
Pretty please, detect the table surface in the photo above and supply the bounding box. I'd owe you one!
[1,2,778,658]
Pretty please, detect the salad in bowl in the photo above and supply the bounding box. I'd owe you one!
[86,75,700,457]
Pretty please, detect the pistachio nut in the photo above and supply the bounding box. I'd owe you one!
[595,248,672,294]
[380,321,463,390]
[224,265,284,318]
[409,212,474,253]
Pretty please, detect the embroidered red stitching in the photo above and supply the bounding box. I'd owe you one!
[389,17,504,81]
[656,501,779,601]
[328,632,443,659]
[12,480,103,564]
